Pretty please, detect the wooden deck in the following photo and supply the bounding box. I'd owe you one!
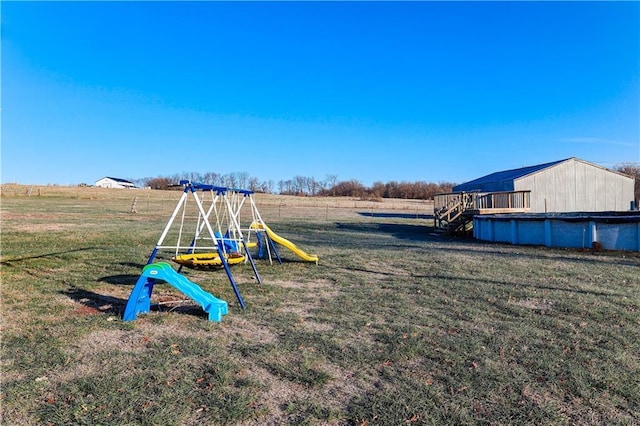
[434,191,531,234]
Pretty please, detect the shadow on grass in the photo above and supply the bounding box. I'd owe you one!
[335,221,639,268]
[62,286,209,319]
[435,244,640,268]
[0,247,100,266]
[265,258,317,265]
[61,286,127,316]
[326,261,623,298]
[357,212,434,220]
[97,274,140,285]
[335,221,451,243]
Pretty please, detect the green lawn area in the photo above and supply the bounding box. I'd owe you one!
[1,190,639,425]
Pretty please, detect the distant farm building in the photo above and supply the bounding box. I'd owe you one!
[94,177,136,189]
[435,158,636,234]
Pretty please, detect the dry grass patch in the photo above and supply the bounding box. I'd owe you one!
[222,316,279,344]
[234,364,310,425]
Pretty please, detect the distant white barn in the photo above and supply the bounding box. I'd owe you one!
[95,177,136,189]
[453,157,635,213]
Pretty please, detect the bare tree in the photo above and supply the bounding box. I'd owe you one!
[325,174,338,196]
[308,177,320,195]
[248,177,260,192]
[278,179,294,195]
[203,172,220,185]
[615,163,640,206]
[263,180,275,194]
[232,171,249,189]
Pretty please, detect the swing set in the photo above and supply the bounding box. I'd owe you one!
[123,180,318,322]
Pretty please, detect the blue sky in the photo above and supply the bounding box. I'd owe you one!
[2,1,639,187]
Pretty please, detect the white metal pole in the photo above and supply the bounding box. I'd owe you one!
[191,189,220,247]
[155,190,189,247]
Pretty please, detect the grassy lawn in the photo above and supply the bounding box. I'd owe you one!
[1,187,639,425]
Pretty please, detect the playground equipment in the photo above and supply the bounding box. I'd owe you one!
[250,222,318,264]
[123,180,318,321]
[123,262,228,322]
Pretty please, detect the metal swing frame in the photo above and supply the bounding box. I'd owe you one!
[146,181,262,309]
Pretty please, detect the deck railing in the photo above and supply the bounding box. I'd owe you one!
[472,191,531,210]
[434,190,531,213]
[434,190,531,233]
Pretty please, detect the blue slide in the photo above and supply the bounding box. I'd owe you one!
[123,262,228,322]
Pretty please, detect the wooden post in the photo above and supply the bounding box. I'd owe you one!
[130,197,138,214]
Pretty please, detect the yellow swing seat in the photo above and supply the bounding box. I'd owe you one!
[172,252,245,269]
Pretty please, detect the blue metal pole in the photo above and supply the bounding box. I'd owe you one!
[266,232,283,265]
[146,247,159,265]
[241,240,262,284]
[217,243,246,309]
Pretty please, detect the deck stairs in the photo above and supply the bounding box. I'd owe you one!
[434,193,475,234]
[434,191,531,235]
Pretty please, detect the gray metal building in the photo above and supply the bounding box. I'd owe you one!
[453,158,635,213]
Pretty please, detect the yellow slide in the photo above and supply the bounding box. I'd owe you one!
[251,222,319,264]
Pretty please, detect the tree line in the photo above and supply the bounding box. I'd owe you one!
[132,162,639,202]
[135,172,275,194]
[133,172,455,200]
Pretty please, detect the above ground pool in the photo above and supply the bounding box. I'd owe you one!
[473,212,640,252]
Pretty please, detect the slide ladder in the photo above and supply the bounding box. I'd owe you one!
[123,262,228,322]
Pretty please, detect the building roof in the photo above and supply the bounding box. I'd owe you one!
[453,158,571,192]
[102,176,134,184]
